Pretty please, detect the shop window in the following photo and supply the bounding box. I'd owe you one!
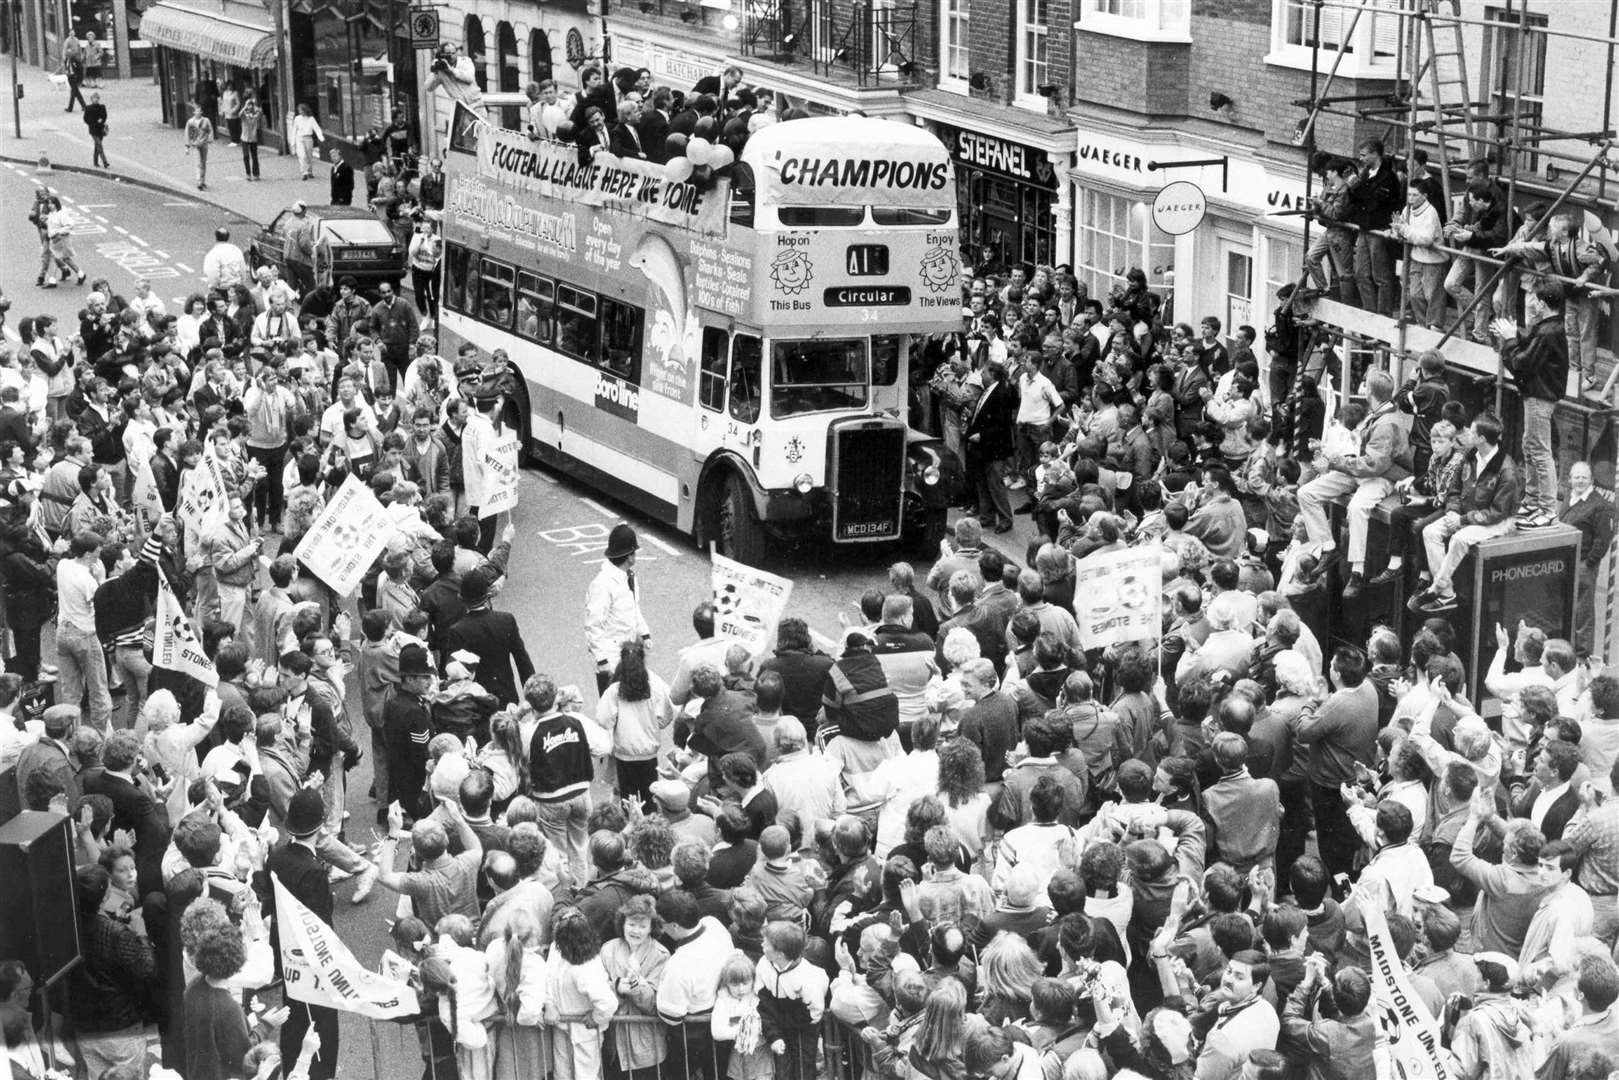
[1262,235,1303,325]
[1074,188,1175,311]
[479,258,516,329]
[555,284,597,362]
[699,327,729,413]
[1268,0,1400,77]
[444,245,474,314]
[496,22,519,93]
[729,334,762,424]
[464,16,488,92]
[1484,8,1547,175]
[599,298,644,384]
[939,0,970,91]
[1079,0,1191,42]
[516,272,554,344]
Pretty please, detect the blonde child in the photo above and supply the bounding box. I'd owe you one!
[711,951,770,1080]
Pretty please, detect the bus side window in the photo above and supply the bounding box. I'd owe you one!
[698,327,728,413]
[444,245,471,314]
[729,163,755,228]
[516,272,553,344]
[729,333,761,424]
[480,258,516,330]
[599,298,644,385]
[555,285,597,363]
[872,335,901,387]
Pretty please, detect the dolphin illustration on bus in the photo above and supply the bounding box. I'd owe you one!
[436,110,961,566]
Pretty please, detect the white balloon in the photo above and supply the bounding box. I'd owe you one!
[664,156,694,183]
[687,137,712,167]
[709,145,735,169]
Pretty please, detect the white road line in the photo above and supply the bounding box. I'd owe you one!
[175,262,195,273]
[78,204,115,209]
[578,496,611,517]
[161,201,197,208]
[153,251,169,259]
[128,234,147,245]
[113,225,128,235]
[93,216,108,224]
[640,531,681,557]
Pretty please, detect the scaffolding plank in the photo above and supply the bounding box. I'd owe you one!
[1305,298,1502,378]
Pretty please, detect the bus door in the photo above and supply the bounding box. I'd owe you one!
[693,326,763,466]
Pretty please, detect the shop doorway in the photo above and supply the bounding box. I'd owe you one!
[1220,235,1254,342]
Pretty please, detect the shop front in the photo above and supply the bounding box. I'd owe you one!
[904,89,1073,277]
[1066,126,1308,339]
[288,0,415,153]
[610,29,728,97]
[141,0,284,151]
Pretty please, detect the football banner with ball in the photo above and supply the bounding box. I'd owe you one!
[1072,546,1162,650]
[294,475,395,597]
[711,551,793,656]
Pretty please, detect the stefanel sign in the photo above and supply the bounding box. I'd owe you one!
[936,123,1058,190]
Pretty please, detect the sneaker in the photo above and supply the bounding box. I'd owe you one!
[41,281,57,289]
[1005,477,1027,490]
[76,272,86,285]
[1418,591,1460,613]
[1342,571,1365,599]
[350,862,379,904]
[1407,586,1437,612]
[1520,511,1557,528]
[327,866,353,883]
[1367,565,1403,586]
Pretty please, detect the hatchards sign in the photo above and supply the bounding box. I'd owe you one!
[1152,180,1207,235]
[935,123,1058,191]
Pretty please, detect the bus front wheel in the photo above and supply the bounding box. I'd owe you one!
[716,473,767,567]
[908,504,949,555]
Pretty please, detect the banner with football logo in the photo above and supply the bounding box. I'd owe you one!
[1072,546,1162,650]
[711,551,793,655]
[293,475,394,596]
[153,567,218,687]
[1362,898,1450,1080]
[177,454,228,536]
[273,876,419,1019]
[480,429,521,516]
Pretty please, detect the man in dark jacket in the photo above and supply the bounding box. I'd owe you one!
[445,564,533,707]
[1414,411,1523,613]
[1443,175,1513,341]
[1346,138,1405,316]
[266,789,340,1080]
[82,729,171,897]
[966,360,1017,533]
[1395,349,1451,475]
[0,387,36,455]
[1499,276,1569,529]
[417,540,465,661]
[369,280,420,384]
[94,543,154,731]
[382,643,435,819]
[820,634,898,742]
[524,673,595,886]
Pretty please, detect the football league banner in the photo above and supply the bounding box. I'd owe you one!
[1072,546,1162,650]
[153,568,218,687]
[130,455,166,535]
[273,875,419,1020]
[1362,900,1450,1080]
[480,430,521,516]
[293,475,394,597]
[711,551,793,655]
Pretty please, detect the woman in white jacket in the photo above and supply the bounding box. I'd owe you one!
[594,639,673,810]
[545,906,618,1080]
[290,104,325,180]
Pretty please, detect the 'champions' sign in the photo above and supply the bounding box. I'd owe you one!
[768,150,953,207]
[456,108,728,237]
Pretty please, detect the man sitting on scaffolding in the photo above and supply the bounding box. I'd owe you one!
[1294,369,1415,599]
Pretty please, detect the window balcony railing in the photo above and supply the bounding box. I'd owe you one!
[739,0,921,88]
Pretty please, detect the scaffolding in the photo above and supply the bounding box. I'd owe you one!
[1294,0,1619,396]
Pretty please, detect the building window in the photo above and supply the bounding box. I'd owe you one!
[1263,235,1303,322]
[1015,0,1049,110]
[1078,0,1191,43]
[1483,8,1547,174]
[1074,188,1176,309]
[1268,0,1400,76]
[939,0,969,91]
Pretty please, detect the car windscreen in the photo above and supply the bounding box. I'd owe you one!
[321,218,395,245]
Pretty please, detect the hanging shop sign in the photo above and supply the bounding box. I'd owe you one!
[408,8,438,51]
[1153,180,1207,235]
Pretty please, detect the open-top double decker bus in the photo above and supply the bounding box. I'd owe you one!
[438,108,964,563]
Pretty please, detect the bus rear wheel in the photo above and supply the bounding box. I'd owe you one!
[716,473,767,567]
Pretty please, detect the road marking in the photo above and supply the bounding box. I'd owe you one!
[175,262,195,273]
[113,225,128,235]
[162,201,198,208]
[578,496,611,517]
[127,234,147,245]
[77,204,115,209]
[93,216,108,224]
[95,240,180,280]
[153,251,169,259]
[640,531,681,557]
[537,522,657,562]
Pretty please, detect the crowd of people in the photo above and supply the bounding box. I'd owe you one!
[3,70,1619,1080]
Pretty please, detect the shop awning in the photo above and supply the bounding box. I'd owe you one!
[138,3,277,68]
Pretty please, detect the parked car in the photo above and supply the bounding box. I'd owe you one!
[248,204,406,295]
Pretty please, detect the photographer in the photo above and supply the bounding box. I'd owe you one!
[425,43,484,116]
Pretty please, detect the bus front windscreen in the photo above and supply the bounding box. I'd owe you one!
[771,338,868,419]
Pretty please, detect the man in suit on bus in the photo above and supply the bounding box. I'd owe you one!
[966,361,1017,535]
[639,88,673,165]
[610,93,649,160]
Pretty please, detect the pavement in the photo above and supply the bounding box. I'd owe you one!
[0,58,331,228]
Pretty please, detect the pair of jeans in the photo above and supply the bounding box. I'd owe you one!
[112,644,151,730]
[412,267,439,319]
[1310,780,1360,886]
[1296,470,1395,567]
[1566,296,1600,389]
[241,140,260,177]
[65,75,86,111]
[1521,397,1558,515]
[1355,231,1398,315]
[90,135,107,167]
[1423,511,1519,590]
[1385,503,1447,565]
[246,442,286,527]
[970,451,1013,527]
[55,622,111,728]
[1444,255,1493,338]
[1404,259,1448,327]
[534,792,592,889]
[192,141,208,186]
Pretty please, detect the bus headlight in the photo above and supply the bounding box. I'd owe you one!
[793,473,814,494]
[922,464,941,486]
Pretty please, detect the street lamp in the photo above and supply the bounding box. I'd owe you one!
[11,0,23,139]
